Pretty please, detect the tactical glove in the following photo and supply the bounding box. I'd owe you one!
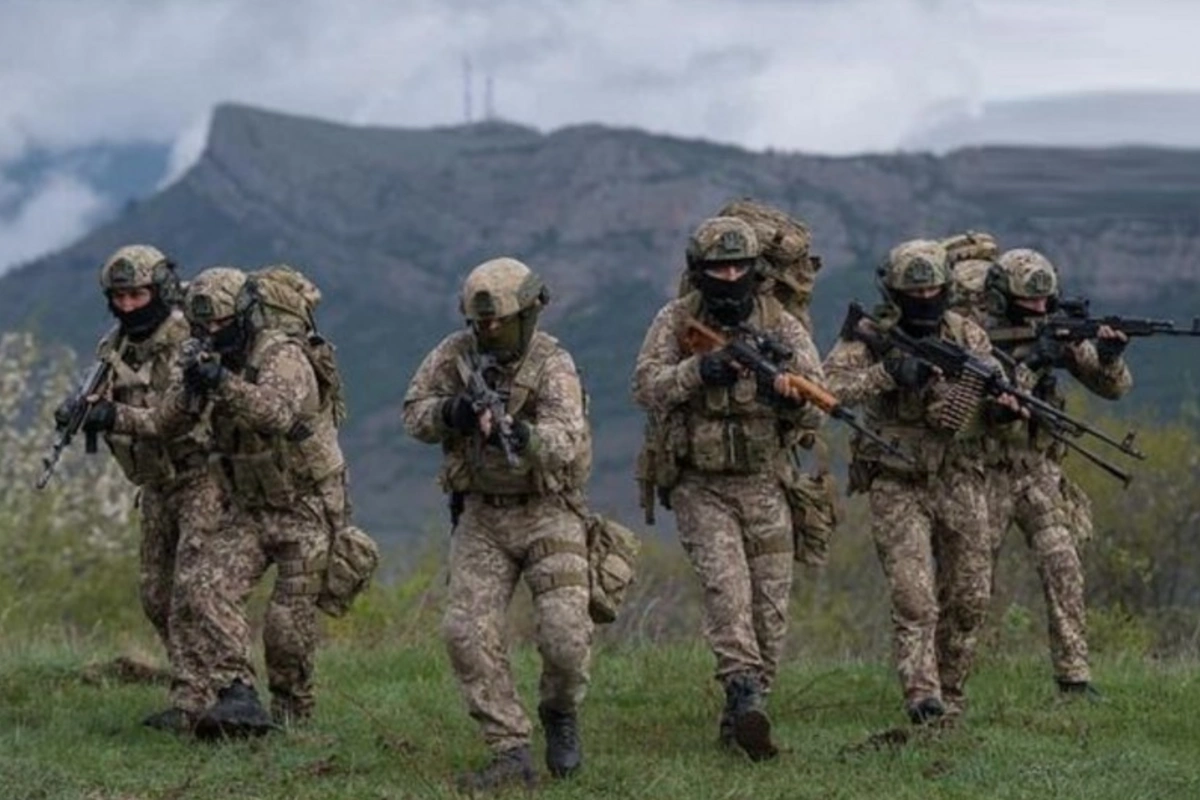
[53,398,75,432]
[442,394,478,434]
[1095,335,1127,365]
[699,352,739,387]
[81,400,117,434]
[184,358,226,394]
[882,352,933,389]
[509,419,532,453]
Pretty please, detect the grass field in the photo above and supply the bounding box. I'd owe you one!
[1,638,1197,800]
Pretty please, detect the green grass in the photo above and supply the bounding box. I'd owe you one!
[1,639,1197,799]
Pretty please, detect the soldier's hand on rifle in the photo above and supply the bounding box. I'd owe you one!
[1095,324,1129,364]
[992,392,1030,420]
[52,398,75,432]
[183,357,226,395]
[699,351,739,387]
[882,352,935,389]
[442,393,478,434]
[508,419,532,453]
[81,399,117,433]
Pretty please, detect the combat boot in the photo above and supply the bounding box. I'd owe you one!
[455,745,537,793]
[717,689,737,748]
[726,672,778,762]
[1057,679,1103,702]
[906,696,946,725]
[194,680,277,741]
[142,706,198,735]
[538,703,582,778]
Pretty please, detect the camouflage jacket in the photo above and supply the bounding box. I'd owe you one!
[631,294,824,477]
[403,329,591,496]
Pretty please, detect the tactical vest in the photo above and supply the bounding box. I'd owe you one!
[438,330,593,497]
[985,321,1067,462]
[853,311,982,475]
[676,293,792,475]
[98,311,207,487]
[212,329,345,509]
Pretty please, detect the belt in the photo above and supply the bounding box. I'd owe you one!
[478,493,534,508]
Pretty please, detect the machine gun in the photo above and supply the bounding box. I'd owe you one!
[683,316,914,465]
[37,360,113,489]
[844,302,1144,484]
[455,351,520,467]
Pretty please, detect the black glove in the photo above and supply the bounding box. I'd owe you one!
[1095,335,1127,365]
[441,393,478,434]
[53,398,76,432]
[882,352,933,389]
[509,419,532,452]
[183,357,225,395]
[699,352,739,387]
[81,400,117,434]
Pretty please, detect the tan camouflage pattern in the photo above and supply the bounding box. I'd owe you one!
[982,299,1132,685]
[403,330,589,496]
[444,496,592,751]
[459,257,545,321]
[403,323,593,753]
[823,309,996,715]
[686,216,760,264]
[185,266,246,322]
[996,249,1058,298]
[99,244,169,290]
[881,240,950,290]
[632,294,824,687]
[671,472,794,686]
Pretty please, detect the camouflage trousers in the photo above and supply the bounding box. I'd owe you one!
[672,471,794,689]
[867,467,992,714]
[139,472,223,713]
[988,456,1089,684]
[443,494,593,753]
[171,493,330,718]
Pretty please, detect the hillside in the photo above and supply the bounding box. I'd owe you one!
[3,103,1199,540]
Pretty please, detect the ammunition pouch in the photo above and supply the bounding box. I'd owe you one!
[780,462,840,566]
[317,525,381,617]
[583,513,641,624]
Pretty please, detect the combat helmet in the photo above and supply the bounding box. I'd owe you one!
[877,239,951,336]
[987,248,1059,317]
[685,216,761,269]
[460,257,549,362]
[99,244,182,303]
[184,266,248,325]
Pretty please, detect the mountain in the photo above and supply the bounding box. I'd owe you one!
[3,103,1199,541]
[903,91,1200,153]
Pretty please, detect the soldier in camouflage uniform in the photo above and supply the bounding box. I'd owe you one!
[823,240,1008,724]
[979,249,1131,696]
[63,244,220,732]
[102,266,343,737]
[632,217,825,760]
[403,258,593,791]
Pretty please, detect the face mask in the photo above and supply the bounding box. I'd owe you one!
[474,315,524,363]
[895,290,948,337]
[111,292,171,341]
[1005,300,1047,325]
[695,267,756,326]
[210,317,251,369]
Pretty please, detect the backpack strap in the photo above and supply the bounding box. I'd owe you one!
[507,333,558,417]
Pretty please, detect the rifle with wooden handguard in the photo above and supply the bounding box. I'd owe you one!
[683,316,914,465]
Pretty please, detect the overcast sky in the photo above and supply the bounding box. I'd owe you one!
[2,0,1199,273]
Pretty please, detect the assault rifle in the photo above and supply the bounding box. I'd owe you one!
[37,359,113,489]
[683,317,914,465]
[845,302,1144,484]
[1037,298,1200,342]
[179,335,216,412]
[455,351,520,467]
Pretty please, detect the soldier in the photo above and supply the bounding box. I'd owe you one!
[93,266,343,737]
[403,257,593,791]
[60,244,219,732]
[979,248,1131,696]
[823,240,1009,724]
[632,217,825,760]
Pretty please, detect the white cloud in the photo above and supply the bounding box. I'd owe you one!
[1,0,1199,271]
[0,173,108,273]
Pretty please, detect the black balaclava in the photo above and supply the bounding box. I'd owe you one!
[209,317,252,371]
[695,264,757,327]
[110,290,172,341]
[1004,298,1048,326]
[895,289,948,338]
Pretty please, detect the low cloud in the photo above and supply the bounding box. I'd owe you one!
[0,173,107,274]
